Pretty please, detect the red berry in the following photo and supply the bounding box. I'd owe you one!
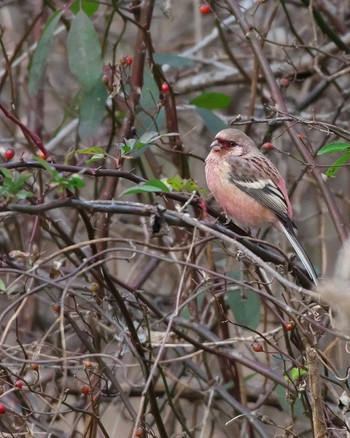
[81,385,90,395]
[119,55,133,66]
[52,304,61,314]
[199,4,211,14]
[262,142,274,151]
[4,148,15,161]
[285,322,294,331]
[0,404,5,414]
[252,342,263,352]
[280,77,289,88]
[15,380,24,389]
[135,430,142,437]
[161,82,169,93]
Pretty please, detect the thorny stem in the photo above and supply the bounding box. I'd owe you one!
[97,0,156,248]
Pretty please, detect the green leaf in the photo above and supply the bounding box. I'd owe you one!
[167,175,184,191]
[85,154,105,163]
[275,385,305,417]
[140,69,159,111]
[124,138,137,149]
[28,11,62,96]
[154,108,165,132]
[71,0,99,15]
[78,80,107,138]
[75,146,106,155]
[129,143,152,158]
[120,132,180,158]
[226,273,261,330]
[34,156,56,175]
[191,92,231,110]
[138,131,159,144]
[154,53,195,67]
[0,168,11,178]
[135,105,166,131]
[137,69,165,131]
[120,139,149,159]
[325,152,350,177]
[317,142,350,155]
[134,141,146,150]
[16,190,33,200]
[0,169,32,200]
[284,367,308,384]
[138,131,179,144]
[118,138,136,156]
[68,175,85,189]
[179,306,191,320]
[195,108,227,134]
[227,289,261,330]
[166,175,198,192]
[67,11,103,90]
[122,179,170,195]
[184,178,198,192]
[0,279,5,291]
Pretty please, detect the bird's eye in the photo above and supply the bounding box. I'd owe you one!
[229,141,237,147]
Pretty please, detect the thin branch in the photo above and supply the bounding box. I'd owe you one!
[0,103,49,158]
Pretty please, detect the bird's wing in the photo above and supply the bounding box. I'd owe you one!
[226,156,294,227]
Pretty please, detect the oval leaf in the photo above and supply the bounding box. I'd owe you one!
[317,142,350,155]
[154,53,195,67]
[78,80,107,138]
[67,11,103,90]
[138,131,159,144]
[191,92,231,110]
[166,175,198,192]
[167,175,184,191]
[29,11,62,96]
[137,69,166,131]
[284,367,308,384]
[325,152,350,178]
[275,385,305,417]
[226,273,260,330]
[140,69,159,111]
[69,175,85,189]
[86,154,105,163]
[122,179,170,196]
[71,0,99,15]
[76,146,106,155]
[195,108,227,134]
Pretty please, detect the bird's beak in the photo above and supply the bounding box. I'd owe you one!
[210,139,221,151]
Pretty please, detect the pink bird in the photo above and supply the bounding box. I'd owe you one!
[205,128,317,284]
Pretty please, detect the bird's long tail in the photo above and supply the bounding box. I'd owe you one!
[278,222,318,285]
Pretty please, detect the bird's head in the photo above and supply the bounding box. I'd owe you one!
[210,128,257,157]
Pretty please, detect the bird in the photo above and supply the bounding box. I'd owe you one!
[205,128,318,285]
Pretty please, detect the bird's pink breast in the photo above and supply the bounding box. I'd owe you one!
[205,153,276,229]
